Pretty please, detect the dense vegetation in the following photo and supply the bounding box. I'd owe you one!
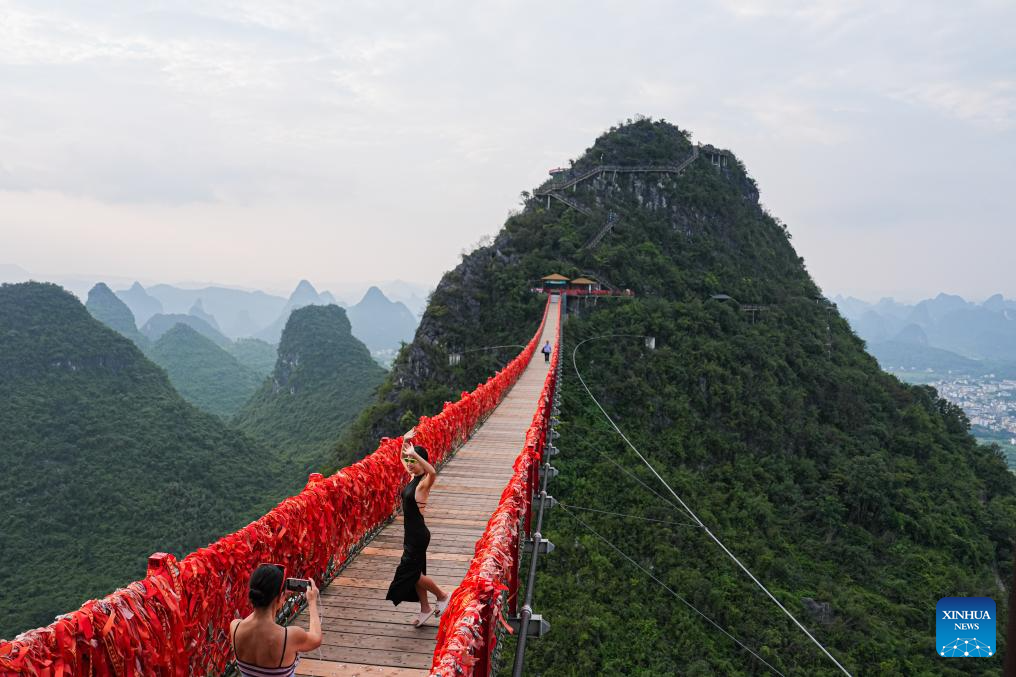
[147,324,263,418]
[235,305,386,475]
[0,283,301,639]
[340,119,1016,673]
[228,337,278,378]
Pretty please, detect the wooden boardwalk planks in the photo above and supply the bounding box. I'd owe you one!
[293,301,560,677]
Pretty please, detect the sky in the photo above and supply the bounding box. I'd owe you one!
[1,0,1014,303]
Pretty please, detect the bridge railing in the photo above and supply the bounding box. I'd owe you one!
[430,300,562,676]
[0,298,553,677]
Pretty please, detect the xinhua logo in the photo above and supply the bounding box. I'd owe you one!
[936,597,995,658]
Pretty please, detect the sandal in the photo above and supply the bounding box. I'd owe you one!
[435,590,454,616]
[413,609,435,627]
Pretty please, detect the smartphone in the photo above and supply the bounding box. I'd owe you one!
[285,578,310,593]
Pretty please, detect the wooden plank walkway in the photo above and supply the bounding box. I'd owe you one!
[295,299,561,676]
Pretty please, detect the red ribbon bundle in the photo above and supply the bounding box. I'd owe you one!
[430,301,562,676]
[1,298,552,677]
[0,555,185,677]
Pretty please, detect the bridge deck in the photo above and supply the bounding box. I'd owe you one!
[295,301,560,676]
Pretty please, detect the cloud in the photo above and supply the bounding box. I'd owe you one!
[0,0,1014,299]
[893,81,1016,131]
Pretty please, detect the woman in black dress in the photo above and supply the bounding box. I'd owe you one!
[385,433,451,626]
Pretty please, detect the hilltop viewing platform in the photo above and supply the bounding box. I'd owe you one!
[533,273,635,298]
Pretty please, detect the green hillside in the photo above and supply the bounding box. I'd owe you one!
[339,119,1016,674]
[228,337,278,378]
[234,304,386,475]
[147,323,263,418]
[0,282,294,639]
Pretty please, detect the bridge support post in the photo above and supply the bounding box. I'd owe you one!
[511,488,552,677]
[524,537,555,555]
[539,464,558,485]
[508,613,550,639]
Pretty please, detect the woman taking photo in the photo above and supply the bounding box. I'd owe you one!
[385,430,452,626]
[231,564,322,676]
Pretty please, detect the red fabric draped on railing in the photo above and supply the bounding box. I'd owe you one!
[0,299,552,677]
[429,300,562,676]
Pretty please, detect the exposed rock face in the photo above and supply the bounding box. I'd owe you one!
[801,598,835,626]
[392,240,510,392]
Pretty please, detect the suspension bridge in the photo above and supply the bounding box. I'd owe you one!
[0,291,859,676]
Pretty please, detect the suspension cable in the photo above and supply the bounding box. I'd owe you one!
[559,504,787,676]
[558,502,701,528]
[572,334,854,677]
[461,344,527,354]
[588,437,690,515]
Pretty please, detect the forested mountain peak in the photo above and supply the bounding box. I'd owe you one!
[336,118,1016,674]
[3,282,145,377]
[147,323,262,418]
[272,304,374,391]
[85,282,148,348]
[339,118,817,452]
[234,304,385,475]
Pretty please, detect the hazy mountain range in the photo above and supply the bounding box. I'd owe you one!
[835,292,1016,372]
[0,263,429,319]
[81,276,417,414]
[80,277,420,353]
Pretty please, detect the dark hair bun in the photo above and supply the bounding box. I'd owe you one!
[249,564,284,608]
[414,445,429,463]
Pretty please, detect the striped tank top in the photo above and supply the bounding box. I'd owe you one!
[233,621,300,677]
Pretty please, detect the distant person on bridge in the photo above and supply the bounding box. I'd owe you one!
[231,564,322,676]
[386,429,452,626]
[542,340,552,363]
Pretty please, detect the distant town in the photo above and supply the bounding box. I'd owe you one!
[892,370,1016,469]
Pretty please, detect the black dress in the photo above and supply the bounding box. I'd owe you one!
[386,474,431,605]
